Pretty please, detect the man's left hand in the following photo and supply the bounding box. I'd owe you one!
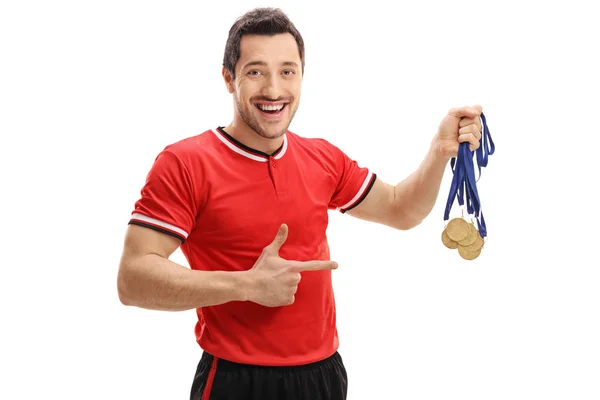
[433,104,483,159]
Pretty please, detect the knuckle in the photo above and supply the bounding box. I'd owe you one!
[284,263,294,272]
[460,117,474,127]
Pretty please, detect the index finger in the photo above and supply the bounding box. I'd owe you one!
[289,260,339,272]
[459,117,478,128]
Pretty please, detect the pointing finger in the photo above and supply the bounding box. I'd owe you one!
[289,260,339,272]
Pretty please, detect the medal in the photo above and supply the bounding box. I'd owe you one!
[462,230,484,252]
[441,229,458,249]
[458,245,481,260]
[458,222,478,246]
[441,113,495,260]
[445,217,470,242]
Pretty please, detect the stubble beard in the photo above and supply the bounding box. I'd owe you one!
[235,94,298,140]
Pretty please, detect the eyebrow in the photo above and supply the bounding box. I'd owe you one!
[242,61,299,69]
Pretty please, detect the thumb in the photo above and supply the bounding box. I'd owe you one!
[266,223,288,253]
[448,105,482,119]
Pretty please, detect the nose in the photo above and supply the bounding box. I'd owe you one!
[261,73,282,100]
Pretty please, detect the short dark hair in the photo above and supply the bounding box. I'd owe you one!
[223,8,305,79]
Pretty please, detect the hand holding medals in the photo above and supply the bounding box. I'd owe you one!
[442,113,495,260]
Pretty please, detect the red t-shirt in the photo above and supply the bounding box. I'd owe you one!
[129,127,376,366]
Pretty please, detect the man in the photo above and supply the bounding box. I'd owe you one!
[117,7,483,400]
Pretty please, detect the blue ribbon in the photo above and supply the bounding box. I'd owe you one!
[443,113,495,238]
[475,113,495,181]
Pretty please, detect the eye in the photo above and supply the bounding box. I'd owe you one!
[248,70,261,76]
[282,70,295,76]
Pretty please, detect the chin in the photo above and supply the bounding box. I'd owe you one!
[252,119,290,139]
[259,126,288,139]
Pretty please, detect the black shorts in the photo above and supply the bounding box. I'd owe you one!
[190,351,348,400]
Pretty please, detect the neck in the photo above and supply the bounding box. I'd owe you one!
[224,120,285,155]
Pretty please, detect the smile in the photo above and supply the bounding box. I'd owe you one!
[255,102,287,117]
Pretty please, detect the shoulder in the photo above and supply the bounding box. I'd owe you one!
[144,129,217,180]
[153,129,220,168]
[162,129,215,158]
[287,130,344,159]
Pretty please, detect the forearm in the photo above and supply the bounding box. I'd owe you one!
[118,254,249,311]
[392,145,450,228]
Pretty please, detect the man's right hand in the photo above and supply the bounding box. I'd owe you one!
[245,223,338,307]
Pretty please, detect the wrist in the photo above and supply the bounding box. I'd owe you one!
[234,270,256,302]
[428,138,452,166]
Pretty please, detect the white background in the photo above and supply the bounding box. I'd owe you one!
[1,0,599,399]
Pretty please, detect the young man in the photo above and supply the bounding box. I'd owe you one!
[117,7,483,400]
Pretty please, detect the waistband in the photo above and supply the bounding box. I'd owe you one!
[201,350,343,372]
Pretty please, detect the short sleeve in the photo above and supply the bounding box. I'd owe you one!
[128,150,197,242]
[327,142,377,213]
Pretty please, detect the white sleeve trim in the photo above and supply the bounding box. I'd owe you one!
[337,171,374,211]
[130,213,189,238]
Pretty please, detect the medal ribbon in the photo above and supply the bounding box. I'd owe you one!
[443,113,495,237]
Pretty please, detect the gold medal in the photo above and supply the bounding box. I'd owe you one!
[441,229,458,249]
[445,218,470,242]
[458,223,478,246]
[441,218,485,260]
[463,231,484,252]
[457,245,481,260]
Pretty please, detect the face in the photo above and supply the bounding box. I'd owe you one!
[224,33,303,140]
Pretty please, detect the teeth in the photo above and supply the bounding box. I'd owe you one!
[258,104,284,111]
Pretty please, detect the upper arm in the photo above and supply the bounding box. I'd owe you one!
[117,221,183,305]
[119,224,181,268]
[344,177,399,227]
[346,177,421,230]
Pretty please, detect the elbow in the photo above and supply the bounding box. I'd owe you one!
[117,278,132,306]
[388,209,423,231]
[404,215,424,230]
[117,265,136,306]
[392,219,422,231]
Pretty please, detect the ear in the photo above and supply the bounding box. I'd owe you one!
[222,67,235,94]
